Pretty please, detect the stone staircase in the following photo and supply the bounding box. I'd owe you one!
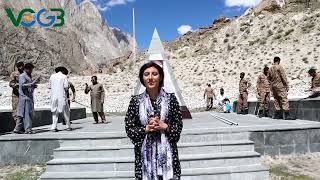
[40,131,269,180]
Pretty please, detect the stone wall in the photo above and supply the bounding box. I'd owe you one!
[233,97,320,122]
[250,129,320,156]
[0,139,60,165]
[0,107,86,133]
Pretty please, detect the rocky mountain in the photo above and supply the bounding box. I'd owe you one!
[97,0,320,110]
[1,0,320,112]
[0,0,133,78]
[159,0,320,102]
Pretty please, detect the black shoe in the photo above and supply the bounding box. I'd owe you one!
[51,129,59,132]
[243,108,249,115]
[284,111,296,120]
[25,130,34,134]
[258,110,263,118]
[264,110,269,118]
[237,109,243,114]
[273,110,283,119]
[12,130,24,134]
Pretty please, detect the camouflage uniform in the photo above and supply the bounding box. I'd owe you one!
[238,78,251,112]
[268,64,290,111]
[311,72,320,92]
[204,87,215,110]
[9,71,21,124]
[256,73,271,117]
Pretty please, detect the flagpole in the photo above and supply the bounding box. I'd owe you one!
[132,8,136,64]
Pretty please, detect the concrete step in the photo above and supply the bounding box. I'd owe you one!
[41,164,269,180]
[59,132,249,147]
[53,140,254,158]
[46,151,261,172]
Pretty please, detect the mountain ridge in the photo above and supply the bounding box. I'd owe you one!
[0,0,133,78]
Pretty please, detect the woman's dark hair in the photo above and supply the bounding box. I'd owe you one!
[139,62,164,87]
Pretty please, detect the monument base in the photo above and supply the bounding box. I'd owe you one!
[0,107,86,134]
[233,97,320,122]
[181,106,192,119]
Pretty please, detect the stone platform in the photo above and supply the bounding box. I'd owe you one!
[1,112,320,179]
[233,97,320,122]
[0,107,86,134]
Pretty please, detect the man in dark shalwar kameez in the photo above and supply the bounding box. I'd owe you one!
[9,61,24,129]
[85,76,107,123]
[13,63,38,134]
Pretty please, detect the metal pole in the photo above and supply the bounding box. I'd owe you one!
[132,8,136,64]
[210,113,239,126]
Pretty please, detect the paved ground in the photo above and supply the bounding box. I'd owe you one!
[1,111,320,140]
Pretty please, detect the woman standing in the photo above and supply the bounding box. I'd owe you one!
[125,62,183,180]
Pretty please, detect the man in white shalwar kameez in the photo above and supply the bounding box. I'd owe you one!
[50,66,72,132]
[216,88,228,112]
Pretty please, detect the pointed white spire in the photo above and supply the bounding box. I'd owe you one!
[148,28,166,60]
[134,28,192,118]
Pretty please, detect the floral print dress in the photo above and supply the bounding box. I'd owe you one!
[125,92,183,180]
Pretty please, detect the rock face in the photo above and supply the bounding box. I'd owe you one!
[0,0,133,78]
[254,0,320,13]
[161,1,320,107]
[1,0,320,113]
[254,0,282,13]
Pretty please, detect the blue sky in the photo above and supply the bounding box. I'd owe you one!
[76,0,261,48]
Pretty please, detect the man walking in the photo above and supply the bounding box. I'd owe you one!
[307,67,320,97]
[9,61,24,129]
[268,57,295,120]
[13,63,38,134]
[50,66,72,132]
[256,66,271,118]
[204,84,216,110]
[238,72,251,114]
[85,76,107,124]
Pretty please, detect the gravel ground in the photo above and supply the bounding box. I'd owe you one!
[263,153,320,180]
[0,164,46,180]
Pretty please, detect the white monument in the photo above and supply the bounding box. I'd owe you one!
[134,28,192,119]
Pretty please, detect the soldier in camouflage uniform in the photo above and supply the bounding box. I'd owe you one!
[307,67,320,97]
[204,84,216,110]
[238,72,251,114]
[256,66,271,118]
[268,57,295,120]
[9,62,24,129]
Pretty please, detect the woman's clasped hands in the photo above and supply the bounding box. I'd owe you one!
[145,116,168,133]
